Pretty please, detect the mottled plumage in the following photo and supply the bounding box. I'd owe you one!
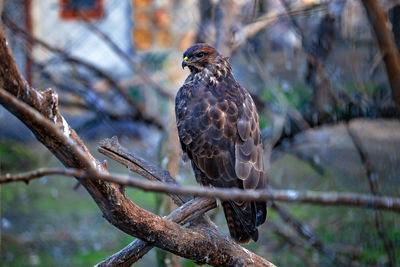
[175,43,267,244]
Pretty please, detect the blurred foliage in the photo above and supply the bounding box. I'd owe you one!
[142,52,170,71]
[261,82,312,111]
[0,140,40,172]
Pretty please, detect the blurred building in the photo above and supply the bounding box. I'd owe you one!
[5,0,197,83]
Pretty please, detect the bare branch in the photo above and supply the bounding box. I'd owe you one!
[3,14,163,129]
[347,124,397,265]
[96,197,216,267]
[268,221,318,267]
[97,135,195,265]
[98,137,191,205]
[360,0,400,112]
[0,23,274,266]
[0,168,84,184]
[234,3,327,51]
[2,164,400,213]
[271,203,350,266]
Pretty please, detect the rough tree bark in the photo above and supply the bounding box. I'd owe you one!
[0,21,274,266]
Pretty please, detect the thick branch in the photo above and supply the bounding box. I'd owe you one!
[98,136,201,265]
[361,0,400,112]
[98,137,191,205]
[96,197,216,267]
[0,23,273,266]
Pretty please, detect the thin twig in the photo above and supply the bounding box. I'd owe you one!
[347,124,397,266]
[83,19,174,100]
[268,221,318,267]
[271,203,350,266]
[1,165,400,212]
[3,15,163,129]
[235,2,328,51]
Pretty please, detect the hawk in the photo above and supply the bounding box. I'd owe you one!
[175,43,267,244]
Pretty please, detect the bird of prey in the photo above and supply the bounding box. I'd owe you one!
[175,43,266,244]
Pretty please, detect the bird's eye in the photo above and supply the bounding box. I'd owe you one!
[197,52,204,58]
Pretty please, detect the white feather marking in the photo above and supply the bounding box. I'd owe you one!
[209,76,217,84]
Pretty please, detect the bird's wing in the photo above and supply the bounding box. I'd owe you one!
[176,79,265,190]
[234,88,265,191]
[176,78,266,243]
[176,80,238,186]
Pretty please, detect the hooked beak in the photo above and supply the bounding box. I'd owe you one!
[182,56,189,69]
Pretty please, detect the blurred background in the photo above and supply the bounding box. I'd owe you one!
[1,0,400,266]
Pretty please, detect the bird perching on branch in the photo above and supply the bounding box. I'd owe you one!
[175,43,267,244]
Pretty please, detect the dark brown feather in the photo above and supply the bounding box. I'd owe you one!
[176,43,267,244]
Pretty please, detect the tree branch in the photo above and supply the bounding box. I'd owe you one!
[95,197,216,267]
[234,3,327,52]
[360,0,400,112]
[2,14,163,129]
[98,135,202,265]
[271,203,350,266]
[83,19,174,100]
[98,136,191,205]
[1,165,400,213]
[0,23,274,266]
[347,124,397,266]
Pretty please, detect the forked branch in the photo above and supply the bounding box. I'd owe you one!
[0,23,273,266]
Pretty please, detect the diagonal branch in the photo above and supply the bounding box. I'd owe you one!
[0,23,273,266]
[242,2,327,41]
[83,19,174,100]
[98,137,191,205]
[347,124,397,266]
[360,0,400,112]
[271,203,350,266]
[2,14,163,129]
[96,197,216,267]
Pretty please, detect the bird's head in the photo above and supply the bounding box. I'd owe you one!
[182,43,219,73]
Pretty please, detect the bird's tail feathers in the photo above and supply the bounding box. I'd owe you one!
[222,201,259,244]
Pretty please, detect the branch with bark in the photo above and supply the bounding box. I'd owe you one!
[2,162,400,213]
[0,22,274,266]
[360,0,400,112]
